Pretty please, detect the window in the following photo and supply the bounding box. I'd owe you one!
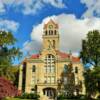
[51,66,55,73]
[75,67,78,73]
[47,77,51,83]
[51,76,55,83]
[48,54,51,58]
[51,30,53,35]
[45,30,47,35]
[32,65,36,72]
[44,54,56,84]
[31,76,35,85]
[53,40,55,48]
[54,30,56,35]
[49,30,52,35]
[44,66,47,73]
[44,54,55,73]
[45,76,55,83]
[47,66,51,73]
[44,77,47,83]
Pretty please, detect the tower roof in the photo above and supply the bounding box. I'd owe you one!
[44,19,58,29]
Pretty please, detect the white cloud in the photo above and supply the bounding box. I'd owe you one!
[0,19,20,32]
[0,0,5,13]
[43,0,65,8]
[0,0,66,15]
[23,13,100,54]
[81,0,100,17]
[23,40,42,52]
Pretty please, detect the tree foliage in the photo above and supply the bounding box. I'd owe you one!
[80,30,100,99]
[84,67,100,98]
[0,77,19,99]
[0,30,22,82]
[0,31,22,65]
[80,30,100,67]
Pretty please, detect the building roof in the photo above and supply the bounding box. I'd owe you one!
[30,54,40,59]
[44,19,58,29]
[56,50,70,59]
[30,50,80,63]
[56,50,80,62]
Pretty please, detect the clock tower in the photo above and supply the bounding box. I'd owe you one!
[42,19,59,50]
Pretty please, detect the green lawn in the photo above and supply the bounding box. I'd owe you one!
[3,98,33,100]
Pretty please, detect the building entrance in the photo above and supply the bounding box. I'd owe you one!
[43,88,56,99]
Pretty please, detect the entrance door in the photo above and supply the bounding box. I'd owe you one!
[43,88,56,99]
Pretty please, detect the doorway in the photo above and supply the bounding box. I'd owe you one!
[43,87,56,99]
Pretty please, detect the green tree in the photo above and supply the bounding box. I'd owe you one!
[80,30,100,67]
[80,30,100,98]
[65,64,75,97]
[0,30,22,82]
[84,67,100,98]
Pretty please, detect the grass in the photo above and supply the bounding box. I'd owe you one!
[3,98,33,100]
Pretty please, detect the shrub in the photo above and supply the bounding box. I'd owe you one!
[17,93,40,99]
[57,94,86,100]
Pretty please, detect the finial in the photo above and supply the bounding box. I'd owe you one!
[69,50,72,62]
[69,50,72,55]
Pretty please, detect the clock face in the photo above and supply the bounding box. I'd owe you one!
[49,25,53,29]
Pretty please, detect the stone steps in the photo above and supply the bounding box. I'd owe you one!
[40,95,54,100]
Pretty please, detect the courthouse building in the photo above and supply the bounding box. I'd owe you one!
[18,20,85,99]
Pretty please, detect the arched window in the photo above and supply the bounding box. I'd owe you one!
[32,65,36,72]
[48,30,53,35]
[53,40,55,48]
[54,30,57,35]
[75,67,78,73]
[49,30,51,35]
[51,30,53,35]
[45,30,47,35]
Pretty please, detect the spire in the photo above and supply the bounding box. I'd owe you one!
[69,50,72,62]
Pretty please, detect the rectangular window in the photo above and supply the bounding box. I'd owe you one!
[44,66,47,73]
[51,66,55,73]
[47,77,50,83]
[49,77,51,83]
[32,65,36,72]
[47,66,50,73]
[51,76,55,83]
[31,76,35,85]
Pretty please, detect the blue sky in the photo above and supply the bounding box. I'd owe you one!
[0,0,100,64]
